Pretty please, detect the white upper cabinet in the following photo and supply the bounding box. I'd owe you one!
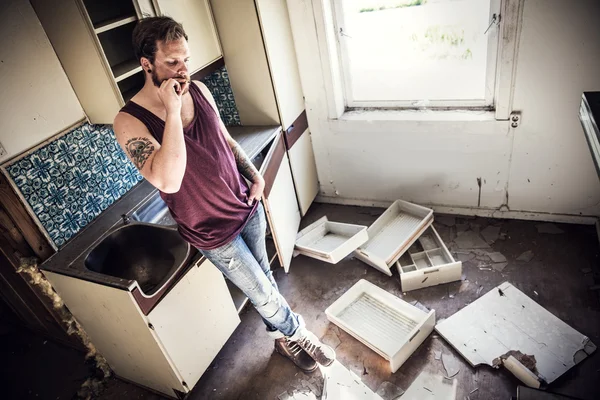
[153,0,222,74]
[32,0,222,124]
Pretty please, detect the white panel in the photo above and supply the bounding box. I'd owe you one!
[288,130,319,216]
[435,282,597,386]
[326,279,435,373]
[155,0,221,73]
[1,0,85,161]
[255,0,305,130]
[149,259,240,388]
[264,152,301,272]
[42,271,184,397]
[210,0,279,126]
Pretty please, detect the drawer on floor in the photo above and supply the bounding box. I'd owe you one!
[295,216,368,264]
[325,279,435,373]
[395,226,461,292]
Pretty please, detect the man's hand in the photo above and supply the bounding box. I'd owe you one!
[157,78,183,115]
[248,176,265,205]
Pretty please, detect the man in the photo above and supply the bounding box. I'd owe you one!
[113,17,335,373]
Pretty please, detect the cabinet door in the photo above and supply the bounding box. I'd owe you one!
[262,132,301,272]
[148,258,240,390]
[284,114,319,216]
[153,0,222,73]
[254,0,305,130]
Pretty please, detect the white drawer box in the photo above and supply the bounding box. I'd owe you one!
[354,200,433,276]
[395,226,462,292]
[325,279,435,373]
[295,216,368,264]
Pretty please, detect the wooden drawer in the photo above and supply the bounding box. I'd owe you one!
[295,216,368,264]
[395,226,461,292]
[325,279,435,373]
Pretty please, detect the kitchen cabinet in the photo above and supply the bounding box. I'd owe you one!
[31,0,222,124]
[152,0,221,75]
[211,0,319,218]
[42,257,239,399]
[260,132,301,272]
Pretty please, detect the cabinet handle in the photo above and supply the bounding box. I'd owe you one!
[424,268,440,274]
[286,124,295,134]
[409,329,420,342]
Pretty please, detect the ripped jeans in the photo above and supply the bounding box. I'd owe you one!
[198,201,303,337]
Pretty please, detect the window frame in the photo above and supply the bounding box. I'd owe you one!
[331,0,502,109]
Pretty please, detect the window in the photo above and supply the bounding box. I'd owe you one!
[332,0,501,109]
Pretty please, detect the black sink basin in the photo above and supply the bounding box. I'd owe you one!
[84,224,190,296]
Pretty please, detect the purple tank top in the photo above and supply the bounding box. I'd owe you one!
[119,82,257,250]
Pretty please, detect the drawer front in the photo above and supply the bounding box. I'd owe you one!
[398,261,462,292]
[396,226,462,292]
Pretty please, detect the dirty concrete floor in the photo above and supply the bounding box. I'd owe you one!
[4,203,600,399]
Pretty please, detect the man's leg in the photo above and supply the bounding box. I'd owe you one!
[238,202,336,367]
[199,234,323,372]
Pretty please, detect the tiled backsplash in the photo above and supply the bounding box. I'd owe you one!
[5,65,241,248]
[203,65,241,126]
[5,123,143,247]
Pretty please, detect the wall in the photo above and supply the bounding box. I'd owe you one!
[0,0,85,162]
[288,0,600,220]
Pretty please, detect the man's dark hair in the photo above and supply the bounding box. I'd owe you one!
[132,16,188,64]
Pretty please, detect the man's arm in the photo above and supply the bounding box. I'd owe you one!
[113,79,188,193]
[194,81,265,204]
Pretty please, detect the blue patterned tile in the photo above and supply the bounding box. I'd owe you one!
[201,65,241,126]
[5,122,143,248]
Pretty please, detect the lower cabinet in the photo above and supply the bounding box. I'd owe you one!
[43,258,240,399]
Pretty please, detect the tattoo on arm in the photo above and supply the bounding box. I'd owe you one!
[231,142,259,181]
[125,137,155,170]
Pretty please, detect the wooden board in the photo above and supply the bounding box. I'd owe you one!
[435,282,597,386]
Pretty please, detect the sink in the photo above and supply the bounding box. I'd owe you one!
[131,193,176,225]
[84,224,190,296]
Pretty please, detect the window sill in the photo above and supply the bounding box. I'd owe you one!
[338,108,498,122]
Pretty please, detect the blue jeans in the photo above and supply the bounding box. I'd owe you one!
[198,202,302,337]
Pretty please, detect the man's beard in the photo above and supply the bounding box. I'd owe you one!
[151,70,190,94]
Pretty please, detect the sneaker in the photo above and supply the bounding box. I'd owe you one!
[274,338,318,373]
[295,330,336,367]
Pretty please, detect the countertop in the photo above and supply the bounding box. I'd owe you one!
[40,125,281,291]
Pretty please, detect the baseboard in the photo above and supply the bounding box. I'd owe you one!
[315,195,599,226]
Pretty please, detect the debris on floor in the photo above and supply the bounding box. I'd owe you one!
[402,371,457,399]
[435,282,597,387]
[434,350,442,360]
[321,361,383,400]
[322,329,342,350]
[454,231,490,249]
[516,385,583,399]
[375,381,404,400]
[480,225,501,244]
[492,262,509,272]
[516,250,535,262]
[535,223,565,235]
[441,353,461,378]
[436,215,456,227]
[488,252,507,263]
[17,258,111,399]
